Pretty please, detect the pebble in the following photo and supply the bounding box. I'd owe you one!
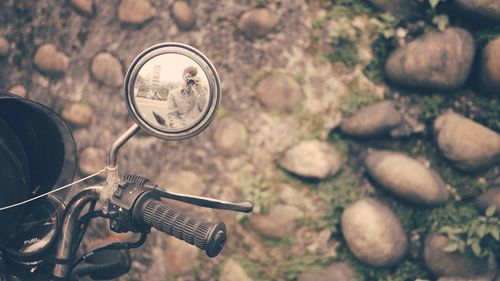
[165,236,198,276]
[474,188,500,216]
[341,198,407,267]
[368,0,420,19]
[118,0,156,25]
[456,0,500,22]
[390,113,425,138]
[340,101,402,137]
[249,204,302,239]
[279,140,342,179]
[61,102,93,127]
[155,170,206,196]
[220,259,253,281]
[385,28,475,91]
[0,36,9,56]
[254,73,303,112]
[424,232,494,278]
[78,147,106,176]
[34,43,69,75]
[7,84,27,98]
[275,183,319,213]
[90,52,123,87]
[438,269,498,281]
[170,0,196,30]
[212,117,248,157]
[70,0,94,15]
[237,8,279,38]
[365,150,449,205]
[434,112,500,171]
[480,37,500,94]
[298,262,357,281]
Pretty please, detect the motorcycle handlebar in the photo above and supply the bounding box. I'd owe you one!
[136,199,227,258]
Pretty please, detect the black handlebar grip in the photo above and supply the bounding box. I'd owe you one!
[140,199,226,257]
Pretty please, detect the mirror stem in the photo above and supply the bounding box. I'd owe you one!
[102,124,141,206]
[109,123,141,168]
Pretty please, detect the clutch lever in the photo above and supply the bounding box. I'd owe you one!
[144,184,253,213]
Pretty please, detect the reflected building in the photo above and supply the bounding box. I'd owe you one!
[151,65,161,90]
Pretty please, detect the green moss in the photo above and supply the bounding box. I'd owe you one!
[378,195,428,234]
[357,260,430,281]
[412,91,500,135]
[328,39,359,67]
[433,162,488,199]
[312,16,327,42]
[363,37,391,84]
[248,69,277,88]
[292,72,305,84]
[238,176,276,216]
[426,202,480,231]
[377,192,481,236]
[328,133,351,160]
[328,0,374,16]
[312,1,386,67]
[280,254,335,281]
[390,260,431,281]
[415,94,446,120]
[215,106,231,120]
[308,115,326,139]
[319,171,363,207]
[235,256,270,281]
[262,235,294,248]
[313,170,366,234]
[293,111,325,140]
[470,95,500,132]
[295,216,338,233]
[439,208,500,263]
[339,88,379,116]
[471,26,500,47]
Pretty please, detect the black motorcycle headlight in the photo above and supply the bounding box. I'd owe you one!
[0,92,76,250]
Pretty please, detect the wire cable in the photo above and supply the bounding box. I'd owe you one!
[71,200,98,256]
[0,167,109,211]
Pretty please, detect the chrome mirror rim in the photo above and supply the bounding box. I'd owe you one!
[124,42,221,141]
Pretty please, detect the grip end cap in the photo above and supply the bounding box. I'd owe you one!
[205,222,226,258]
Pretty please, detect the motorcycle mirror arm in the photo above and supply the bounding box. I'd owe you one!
[109,124,141,168]
[101,124,141,204]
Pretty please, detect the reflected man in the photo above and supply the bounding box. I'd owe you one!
[166,66,207,128]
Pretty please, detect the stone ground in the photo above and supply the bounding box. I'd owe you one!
[0,1,352,280]
[1,0,499,281]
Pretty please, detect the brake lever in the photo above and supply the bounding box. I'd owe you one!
[145,184,253,213]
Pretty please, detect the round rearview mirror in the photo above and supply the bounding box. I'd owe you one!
[125,43,221,140]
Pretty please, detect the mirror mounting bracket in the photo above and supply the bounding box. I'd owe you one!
[101,124,141,205]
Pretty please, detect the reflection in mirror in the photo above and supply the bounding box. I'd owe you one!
[132,53,210,132]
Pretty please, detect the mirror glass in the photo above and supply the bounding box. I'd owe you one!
[133,54,210,131]
[125,43,221,140]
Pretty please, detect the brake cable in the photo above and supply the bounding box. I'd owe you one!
[71,232,148,269]
[70,200,97,256]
